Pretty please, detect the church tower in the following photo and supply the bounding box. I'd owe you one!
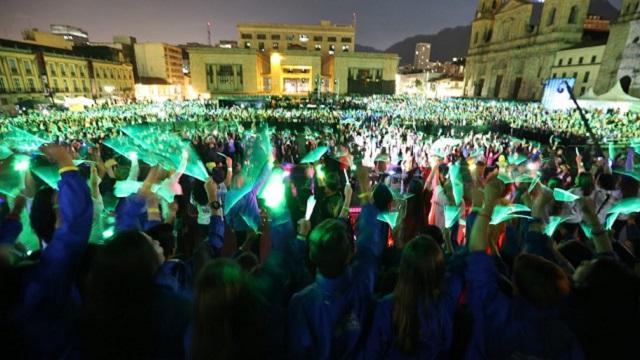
[595,0,640,96]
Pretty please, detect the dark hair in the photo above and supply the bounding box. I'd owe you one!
[401,179,427,246]
[29,187,56,245]
[146,223,176,260]
[513,253,570,309]
[373,183,393,212]
[557,240,593,269]
[393,236,445,354]
[308,219,352,278]
[192,259,265,360]
[191,180,208,206]
[83,231,160,359]
[597,173,615,191]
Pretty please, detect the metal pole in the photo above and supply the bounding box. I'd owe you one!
[559,80,602,155]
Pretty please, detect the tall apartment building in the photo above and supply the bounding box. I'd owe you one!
[414,43,431,70]
[134,43,184,85]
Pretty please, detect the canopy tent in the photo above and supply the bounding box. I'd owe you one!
[578,82,640,113]
[64,96,95,107]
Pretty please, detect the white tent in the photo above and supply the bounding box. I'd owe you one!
[578,83,640,113]
[64,96,95,107]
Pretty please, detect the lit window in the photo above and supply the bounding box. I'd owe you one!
[299,34,309,42]
[245,41,251,49]
[342,44,350,52]
[315,44,321,51]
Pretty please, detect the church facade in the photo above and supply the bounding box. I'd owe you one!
[463,0,638,100]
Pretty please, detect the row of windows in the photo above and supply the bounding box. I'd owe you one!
[623,2,640,15]
[557,55,598,66]
[245,41,350,53]
[0,76,38,92]
[48,62,88,78]
[94,67,133,80]
[241,33,352,43]
[2,57,36,77]
[551,71,591,84]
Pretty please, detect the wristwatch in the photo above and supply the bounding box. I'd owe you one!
[210,200,222,210]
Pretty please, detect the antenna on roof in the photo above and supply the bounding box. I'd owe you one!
[207,21,212,46]
[352,12,357,28]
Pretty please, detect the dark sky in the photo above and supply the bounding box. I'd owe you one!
[0,0,623,49]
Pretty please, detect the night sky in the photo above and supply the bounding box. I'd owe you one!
[0,0,623,49]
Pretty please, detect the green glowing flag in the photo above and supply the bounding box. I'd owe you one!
[301,146,328,164]
[258,168,286,210]
[608,198,640,215]
[515,174,536,184]
[490,204,532,225]
[553,188,580,202]
[0,155,30,197]
[377,211,399,228]
[470,148,484,159]
[497,172,516,184]
[449,162,463,206]
[102,227,115,239]
[103,136,142,160]
[508,153,528,166]
[606,212,618,230]
[391,188,415,201]
[224,183,254,215]
[241,213,260,232]
[580,223,593,239]
[528,176,540,193]
[444,205,460,229]
[2,126,48,154]
[0,145,13,161]
[614,169,640,182]
[31,163,61,190]
[114,180,142,198]
[608,142,615,160]
[545,216,570,237]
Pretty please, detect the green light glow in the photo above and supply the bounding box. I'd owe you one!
[102,227,115,239]
[14,159,30,171]
[260,169,286,209]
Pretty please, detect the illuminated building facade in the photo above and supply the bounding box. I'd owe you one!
[237,20,355,55]
[0,38,134,112]
[190,20,398,97]
[464,0,618,100]
[134,43,185,85]
[550,45,606,96]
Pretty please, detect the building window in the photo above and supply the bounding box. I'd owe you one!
[562,72,566,78]
[60,64,66,76]
[591,55,597,63]
[584,71,590,82]
[244,41,251,49]
[8,59,18,75]
[27,78,36,92]
[580,86,586,96]
[579,56,584,64]
[0,77,6,92]
[342,44,350,52]
[633,36,640,44]
[313,36,323,42]
[63,79,69,92]
[53,79,59,91]
[558,58,563,66]
[552,73,557,78]
[23,60,33,75]
[96,69,100,78]
[474,32,479,44]
[329,44,335,55]
[73,79,78,91]
[315,44,321,51]
[13,78,22,91]
[327,36,337,42]
[299,34,309,42]
[573,72,578,79]
[568,6,579,24]
[286,34,295,41]
[341,37,352,43]
[259,42,265,51]
[49,63,57,76]
[70,64,76,76]
[257,34,266,40]
[547,8,556,26]
[83,80,88,91]
[273,42,279,50]
[110,70,114,79]
[241,33,252,39]
[568,58,573,65]
[271,34,280,40]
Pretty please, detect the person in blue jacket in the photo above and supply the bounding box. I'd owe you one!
[465,177,583,360]
[13,144,94,359]
[365,235,465,359]
[288,201,384,359]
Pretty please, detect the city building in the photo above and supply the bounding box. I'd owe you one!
[236,20,356,55]
[21,28,73,50]
[50,24,90,45]
[413,43,431,70]
[595,0,640,97]
[550,44,606,96]
[113,36,139,81]
[464,0,618,100]
[0,38,134,112]
[189,44,398,97]
[134,43,185,85]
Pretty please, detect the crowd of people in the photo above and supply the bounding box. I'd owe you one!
[1,95,640,359]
